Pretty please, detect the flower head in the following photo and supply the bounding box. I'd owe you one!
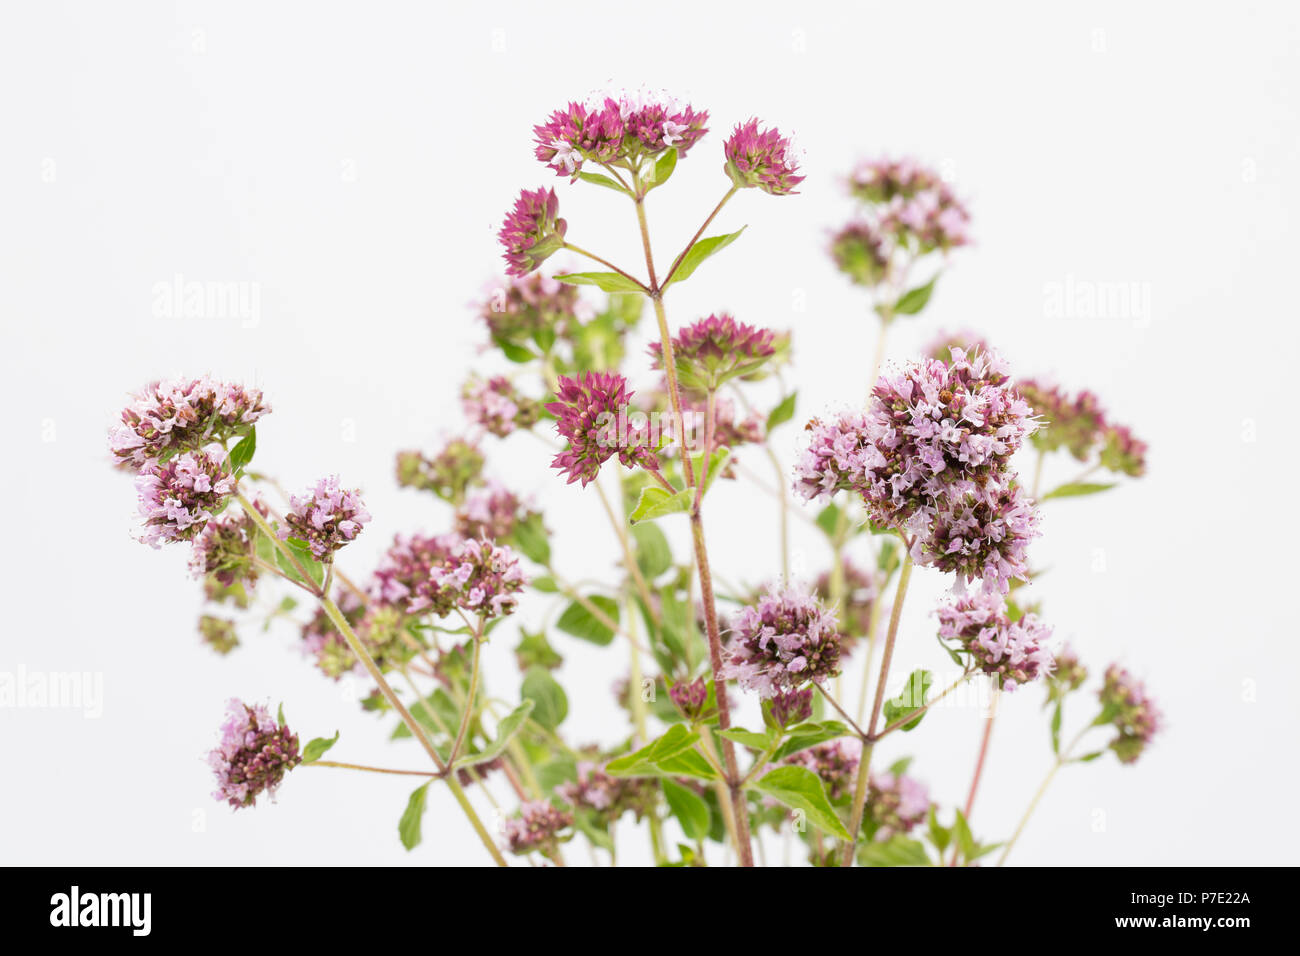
[135,451,235,547]
[769,686,814,728]
[557,761,657,823]
[479,272,584,345]
[724,119,804,195]
[1099,424,1147,477]
[208,699,301,809]
[1099,665,1161,764]
[919,481,1040,592]
[881,184,971,252]
[534,90,708,180]
[109,377,269,468]
[501,800,572,857]
[396,439,485,505]
[937,590,1055,691]
[648,314,776,391]
[454,482,533,542]
[546,372,659,486]
[498,187,566,277]
[830,221,892,287]
[669,677,709,720]
[848,157,943,204]
[188,503,262,587]
[721,585,843,698]
[410,536,527,620]
[462,375,541,438]
[199,615,240,655]
[793,409,879,503]
[368,532,462,608]
[279,476,371,560]
[867,770,931,837]
[1018,379,1109,462]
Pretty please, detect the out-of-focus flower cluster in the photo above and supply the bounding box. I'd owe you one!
[1099,665,1162,764]
[501,800,573,857]
[557,760,657,824]
[461,375,540,438]
[396,439,485,505]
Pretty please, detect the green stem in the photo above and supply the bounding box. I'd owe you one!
[996,726,1089,866]
[306,760,436,777]
[447,628,484,766]
[560,241,650,294]
[661,186,738,288]
[842,552,914,866]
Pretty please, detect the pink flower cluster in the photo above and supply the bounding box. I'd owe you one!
[208,699,301,810]
[724,119,804,195]
[396,438,485,504]
[786,739,861,801]
[501,800,573,857]
[409,536,527,620]
[454,482,533,541]
[135,451,236,547]
[795,348,1041,591]
[461,375,540,438]
[479,272,584,345]
[848,157,970,252]
[937,590,1055,691]
[109,376,269,468]
[721,585,843,698]
[533,90,709,179]
[498,187,566,277]
[1018,379,1147,477]
[279,475,372,560]
[368,532,462,608]
[557,761,656,823]
[188,504,262,587]
[547,372,660,486]
[867,770,932,837]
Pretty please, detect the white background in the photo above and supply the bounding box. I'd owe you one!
[1,1,1295,866]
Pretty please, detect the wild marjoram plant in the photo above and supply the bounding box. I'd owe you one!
[109,88,1158,867]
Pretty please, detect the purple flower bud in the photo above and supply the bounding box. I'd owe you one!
[669,677,709,720]
[769,687,814,728]
[546,372,660,486]
[724,119,804,195]
[648,313,776,391]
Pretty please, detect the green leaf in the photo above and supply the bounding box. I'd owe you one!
[398,783,430,851]
[1041,481,1117,501]
[631,522,673,579]
[276,702,285,725]
[555,271,645,294]
[894,276,938,315]
[927,806,951,854]
[629,486,691,523]
[530,575,559,593]
[606,725,718,780]
[953,809,976,862]
[227,428,257,473]
[574,811,615,851]
[521,666,568,730]
[492,335,536,364]
[453,699,535,770]
[815,504,844,539]
[301,730,340,764]
[772,720,852,761]
[275,539,325,590]
[556,595,619,646]
[718,728,773,750]
[882,669,934,732]
[766,392,797,434]
[661,778,710,841]
[1074,750,1106,763]
[859,835,932,867]
[510,511,551,565]
[392,689,459,740]
[649,147,678,188]
[577,170,629,194]
[753,766,853,841]
[662,227,747,289]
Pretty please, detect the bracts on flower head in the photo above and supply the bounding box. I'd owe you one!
[109,376,269,469]
[647,313,776,392]
[499,187,566,277]
[1099,665,1162,764]
[546,371,660,487]
[208,699,301,810]
[724,119,804,195]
